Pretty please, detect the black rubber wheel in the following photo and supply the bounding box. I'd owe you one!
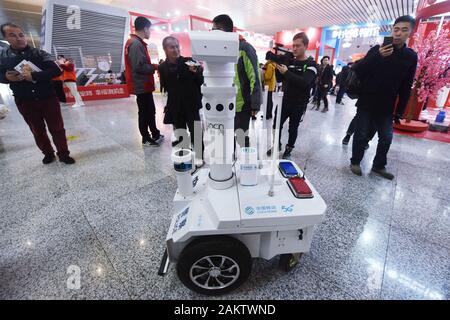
[176,236,252,296]
[279,253,302,272]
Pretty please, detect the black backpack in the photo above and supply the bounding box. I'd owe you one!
[345,65,361,100]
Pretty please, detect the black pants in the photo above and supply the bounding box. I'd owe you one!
[351,108,393,170]
[273,101,307,148]
[317,86,329,108]
[311,85,317,100]
[52,80,66,103]
[136,93,160,142]
[235,105,252,148]
[266,91,273,119]
[336,86,346,103]
[173,108,204,158]
[346,113,377,139]
[346,116,357,136]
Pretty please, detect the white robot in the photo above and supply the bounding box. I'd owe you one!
[158,31,326,296]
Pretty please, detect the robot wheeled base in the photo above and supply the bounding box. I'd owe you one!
[159,161,326,296]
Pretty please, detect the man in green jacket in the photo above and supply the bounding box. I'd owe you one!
[212,14,261,148]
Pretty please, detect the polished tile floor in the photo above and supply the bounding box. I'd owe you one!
[0,92,449,300]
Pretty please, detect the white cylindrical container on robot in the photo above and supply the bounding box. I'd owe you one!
[240,147,258,186]
[172,149,194,197]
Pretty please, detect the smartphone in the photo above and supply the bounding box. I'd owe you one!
[382,36,393,47]
[279,161,299,178]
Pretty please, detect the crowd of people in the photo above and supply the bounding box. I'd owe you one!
[0,13,417,180]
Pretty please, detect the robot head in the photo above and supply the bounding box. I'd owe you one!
[189,30,239,64]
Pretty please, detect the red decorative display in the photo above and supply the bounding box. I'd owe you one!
[64,84,130,102]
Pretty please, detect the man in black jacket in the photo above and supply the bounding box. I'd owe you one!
[350,16,417,180]
[336,62,352,105]
[0,23,75,165]
[158,36,204,165]
[315,56,333,112]
[267,32,318,159]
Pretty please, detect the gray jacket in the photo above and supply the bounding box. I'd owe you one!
[125,35,156,94]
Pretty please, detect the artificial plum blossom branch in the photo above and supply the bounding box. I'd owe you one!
[412,26,450,102]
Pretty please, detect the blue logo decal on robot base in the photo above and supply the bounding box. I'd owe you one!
[245,205,278,215]
[245,206,255,215]
[256,206,277,214]
[173,207,189,234]
[244,205,294,215]
[197,214,203,227]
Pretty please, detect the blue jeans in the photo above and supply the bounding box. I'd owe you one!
[351,108,393,170]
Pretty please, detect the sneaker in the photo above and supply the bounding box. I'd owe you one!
[143,139,160,147]
[42,153,56,165]
[195,159,205,169]
[342,135,351,145]
[342,134,352,146]
[282,145,293,159]
[372,167,395,180]
[172,138,182,147]
[321,107,329,113]
[267,144,282,157]
[350,164,362,176]
[59,155,76,165]
[154,134,165,144]
[71,103,81,108]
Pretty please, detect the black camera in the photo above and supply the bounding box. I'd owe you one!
[265,50,294,66]
[266,43,294,65]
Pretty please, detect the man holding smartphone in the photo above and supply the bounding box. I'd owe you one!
[350,15,418,180]
[0,22,75,165]
[158,36,205,167]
